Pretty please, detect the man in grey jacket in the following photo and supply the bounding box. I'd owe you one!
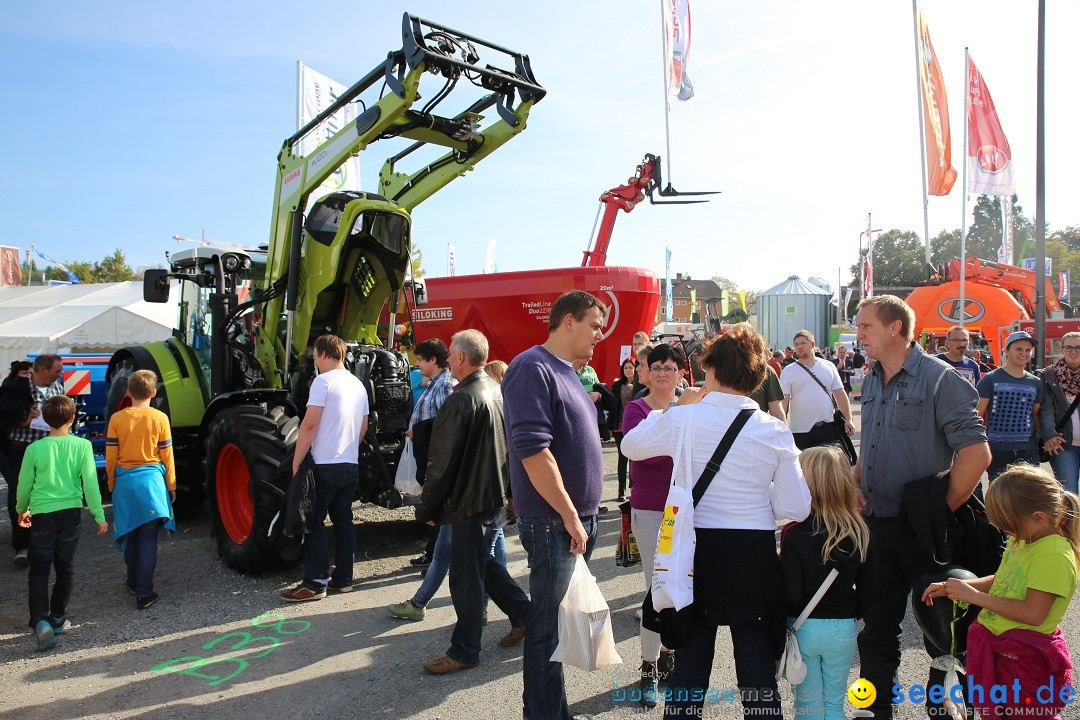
[854,295,990,720]
[416,329,530,675]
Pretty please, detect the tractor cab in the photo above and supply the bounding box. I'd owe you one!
[144,246,267,392]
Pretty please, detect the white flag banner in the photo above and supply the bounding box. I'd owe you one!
[298,62,362,204]
[665,0,694,101]
[447,244,457,277]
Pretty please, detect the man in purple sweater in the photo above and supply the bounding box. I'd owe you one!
[502,290,606,720]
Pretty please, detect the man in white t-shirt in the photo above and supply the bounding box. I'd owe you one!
[779,329,854,450]
[281,334,369,602]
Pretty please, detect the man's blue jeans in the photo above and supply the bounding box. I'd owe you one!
[302,463,358,591]
[1050,444,1080,494]
[517,515,597,720]
[986,447,1040,482]
[412,524,451,608]
[446,508,531,664]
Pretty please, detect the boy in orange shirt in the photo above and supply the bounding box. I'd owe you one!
[105,370,176,609]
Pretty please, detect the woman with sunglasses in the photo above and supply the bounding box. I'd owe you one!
[619,343,686,706]
[1038,331,1080,492]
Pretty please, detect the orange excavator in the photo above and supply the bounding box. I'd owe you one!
[908,257,1067,361]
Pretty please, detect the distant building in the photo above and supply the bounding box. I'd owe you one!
[654,273,727,324]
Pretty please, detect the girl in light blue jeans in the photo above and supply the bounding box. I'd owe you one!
[779,446,870,720]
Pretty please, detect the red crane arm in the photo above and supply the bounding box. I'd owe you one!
[581,155,659,267]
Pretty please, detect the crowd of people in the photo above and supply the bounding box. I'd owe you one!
[6,290,1080,720]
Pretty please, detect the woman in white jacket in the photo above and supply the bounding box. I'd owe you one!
[623,323,811,719]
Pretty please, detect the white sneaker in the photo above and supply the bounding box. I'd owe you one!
[635,608,643,620]
[13,549,28,568]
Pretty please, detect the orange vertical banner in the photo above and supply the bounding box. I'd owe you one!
[917,6,956,196]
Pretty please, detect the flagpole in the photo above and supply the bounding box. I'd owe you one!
[912,0,932,266]
[1035,0,1047,367]
[296,61,303,133]
[959,48,969,328]
[658,0,673,187]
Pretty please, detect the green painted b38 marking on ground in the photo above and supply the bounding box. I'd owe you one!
[150,612,312,686]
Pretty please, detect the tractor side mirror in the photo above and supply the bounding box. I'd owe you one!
[143,269,171,303]
[411,279,427,306]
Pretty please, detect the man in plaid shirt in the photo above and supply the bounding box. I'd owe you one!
[409,340,453,429]
[7,354,65,567]
[405,339,453,568]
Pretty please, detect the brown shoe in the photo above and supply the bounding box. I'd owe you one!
[280,585,326,602]
[499,625,526,647]
[423,654,478,675]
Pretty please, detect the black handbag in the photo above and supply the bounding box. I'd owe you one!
[640,409,755,649]
[795,361,858,465]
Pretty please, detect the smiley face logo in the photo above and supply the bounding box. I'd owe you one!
[848,678,876,709]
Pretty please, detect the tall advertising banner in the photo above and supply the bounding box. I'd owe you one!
[1059,271,1070,303]
[665,0,694,101]
[447,244,457,277]
[298,62,362,204]
[967,56,1015,197]
[0,247,21,287]
[916,6,956,196]
[665,248,673,321]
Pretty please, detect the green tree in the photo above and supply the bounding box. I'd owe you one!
[929,228,961,267]
[411,246,425,279]
[65,261,98,283]
[847,229,926,287]
[1050,226,1080,253]
[95,249,138,282]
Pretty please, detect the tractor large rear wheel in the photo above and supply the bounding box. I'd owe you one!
[205,403,300,574]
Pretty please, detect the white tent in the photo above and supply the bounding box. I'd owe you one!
[0,281,178,372]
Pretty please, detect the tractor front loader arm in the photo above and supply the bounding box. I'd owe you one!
[257,12,545,387]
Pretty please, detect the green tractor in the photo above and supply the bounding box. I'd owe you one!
[105,13,544,574]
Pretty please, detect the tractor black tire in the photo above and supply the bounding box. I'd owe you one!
[105,356,204,518]
[105,357,138,419]
[205,403,301,574]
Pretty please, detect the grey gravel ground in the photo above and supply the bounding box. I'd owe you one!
[1,403,1079,719]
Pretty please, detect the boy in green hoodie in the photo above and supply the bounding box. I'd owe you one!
[16,394,107,651]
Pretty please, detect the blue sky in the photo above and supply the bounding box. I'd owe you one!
[3,1,1078,292]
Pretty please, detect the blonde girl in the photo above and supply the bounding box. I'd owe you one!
[923,465,1080,719]
[780,445,869,720]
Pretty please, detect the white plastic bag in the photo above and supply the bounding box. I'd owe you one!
[652,419,695,611]
[550,556,623,671]
[394,438,422,496]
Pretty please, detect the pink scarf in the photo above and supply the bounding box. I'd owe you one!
[1048,358,1080,398]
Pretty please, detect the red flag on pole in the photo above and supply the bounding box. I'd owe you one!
[967,55,1014,197]
[0,247,22,287]
[917,6,957,196]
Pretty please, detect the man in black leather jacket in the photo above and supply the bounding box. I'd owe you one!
[416,329,530,675]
